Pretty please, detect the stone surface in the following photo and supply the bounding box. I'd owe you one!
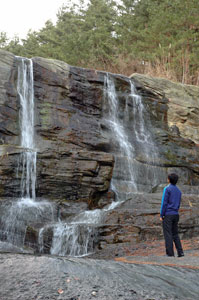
[0,52,114,204]
[0,252,199,300]
[131,73,199,144]
[94,192,199,259]
[1,50,199,256]
[0,51,18,145]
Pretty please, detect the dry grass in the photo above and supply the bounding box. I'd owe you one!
[143,61,178,82]
[82,55,199,86]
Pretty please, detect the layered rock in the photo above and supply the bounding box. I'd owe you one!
[0,52,114,205]
[1,50,199,256]
[132,73,199,144]
[96,191,199,258]
[95,74,199,257]
[131,73,199,184]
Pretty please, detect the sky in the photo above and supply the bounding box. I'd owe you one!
[0,0,82,39]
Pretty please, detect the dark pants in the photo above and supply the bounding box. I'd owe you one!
[163,214,184,256]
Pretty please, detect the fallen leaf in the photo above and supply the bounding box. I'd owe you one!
[188,200,193,207]
[58,289,64,294]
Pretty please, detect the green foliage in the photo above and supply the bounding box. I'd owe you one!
[117,0,199,83]
[51,0,118,68]
[81,0,117,66]
[1,0,199,84]
[4,36,24,56]
[0,32,8,48]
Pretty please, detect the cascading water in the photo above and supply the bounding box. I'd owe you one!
[40,73,161,257]
[0,63,161,256]
[129,80,160,190]
[0,57,54,250]
[104,74,137,201]
[50,223,97,257]
[17,57,36,200]
[103,74,160,200]
[130,80,159,164]
[130,81,152,147]
[39,209,101,257]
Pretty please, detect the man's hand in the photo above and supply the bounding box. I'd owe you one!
[160,217,163,221]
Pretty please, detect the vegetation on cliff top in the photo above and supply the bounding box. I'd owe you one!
[1,0,199,85]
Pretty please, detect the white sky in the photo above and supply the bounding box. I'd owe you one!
[0,0,81,39]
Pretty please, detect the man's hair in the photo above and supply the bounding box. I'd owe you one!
[168,173,179,185]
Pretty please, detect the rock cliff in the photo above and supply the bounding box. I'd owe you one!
[0,50,199,256]
[0,52,114,205]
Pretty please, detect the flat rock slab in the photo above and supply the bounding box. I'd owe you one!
[0,253,199,300]
[116,254,199,269]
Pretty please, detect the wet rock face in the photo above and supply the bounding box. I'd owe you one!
[0,53,114,204]
[132,73,199,144]
[1,50,199,255]
[0,51,19,146]
[131,73,199,185]
[32,59,114,203]
[1,51,199,202]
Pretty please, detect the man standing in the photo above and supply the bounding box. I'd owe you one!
[160,173,184,257]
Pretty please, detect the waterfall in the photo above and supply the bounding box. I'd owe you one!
[17,57,36,200]
[129,80,160,190]
[0,57,54,249]
[50,223,97,257]
[129,81,158,165]
[104,74,159,199]
[104,74,137,200]
[40,209,102,257]
[130,81,151,145]
[0,199,54,247]
[41,73,160,257]
[0,61,160,256]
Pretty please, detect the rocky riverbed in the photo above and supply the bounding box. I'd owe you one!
[0,247,199,300]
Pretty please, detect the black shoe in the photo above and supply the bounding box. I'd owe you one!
[178,253,184,257]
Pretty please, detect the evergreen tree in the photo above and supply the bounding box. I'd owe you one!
[53,3,86,64]
[117,0,199,83]
[4,35,24,56]
[1,0,199,84]
[80,0,117,68]
[0,32,8,48]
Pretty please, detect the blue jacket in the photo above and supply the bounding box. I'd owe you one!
[160,184,182,217]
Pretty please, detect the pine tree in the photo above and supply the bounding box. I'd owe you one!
[1,0,199,84]
[0,32,8,48]
[80,0,117,68]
